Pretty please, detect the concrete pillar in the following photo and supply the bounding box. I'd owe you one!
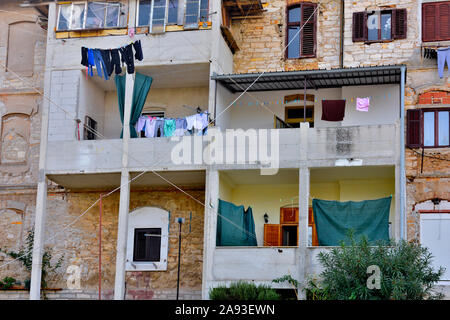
[114,72,134,300]
[297,167,310,300]
[201,169,219,300]
[30,2,57,300]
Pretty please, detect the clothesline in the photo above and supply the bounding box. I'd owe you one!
[135,111,210,138]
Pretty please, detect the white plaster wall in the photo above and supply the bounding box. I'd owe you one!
[78,74,106,138]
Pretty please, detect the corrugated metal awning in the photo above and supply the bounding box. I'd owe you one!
[211,65,406,93]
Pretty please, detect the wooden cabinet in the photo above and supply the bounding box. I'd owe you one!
[263,207,318,246]
[263,224,281,246]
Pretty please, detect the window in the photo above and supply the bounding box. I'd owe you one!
[83,116,97,141]
[138,0,209,30]
[57,2,122,31]
[133,228,162,262]
[352,8,407,42]
[284,94,315,128]
[422,1,450,42]
[126,207,169,271]
[7,22,38,76]
[1,114,30,164]
[407,108,450,148]
[286,3,317,59]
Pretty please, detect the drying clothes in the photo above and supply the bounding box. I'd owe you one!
[87,49,95,77]
[100,49,113,77]
[356,97,370,112]
[145,117,157,138]
[119,44,135,74]
[164,119,176,137]
[92,49,109,80]
[81,47,89,67]
[437,47,450,79]
[133,40,144,61]
[154,118,165,137]
[174,118,187,136]
[136,116,147,134]
[321,99,346,121]
[110,49,122,75]
[186,114,197,130]
[194,113,205,130]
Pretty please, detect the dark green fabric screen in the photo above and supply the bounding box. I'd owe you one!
[312,197,391,246]
[115,72,153,138]
[216,199,257,246]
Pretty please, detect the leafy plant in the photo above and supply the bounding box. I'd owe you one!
[0,277,17,290]
[209,281,281,300]
[272,274,299,299]
[306,235,445,300]
[0,228,64,293]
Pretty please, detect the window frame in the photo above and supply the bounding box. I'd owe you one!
[285,2,317,59]
[366,10,393,42]
[133,227,162,262]
[56,1,122,31]
[422,108,450,148]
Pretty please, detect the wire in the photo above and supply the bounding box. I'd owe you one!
[407,146,450,162]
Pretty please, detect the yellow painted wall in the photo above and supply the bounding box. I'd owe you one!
[218,177,395,246]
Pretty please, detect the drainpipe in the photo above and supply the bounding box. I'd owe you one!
[340,0,345,68]
[399,66,406,240]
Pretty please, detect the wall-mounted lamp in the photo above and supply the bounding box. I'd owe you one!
[431,198,441,206]
[263,213,269,223]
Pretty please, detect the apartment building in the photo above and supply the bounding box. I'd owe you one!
[0,0,448,300]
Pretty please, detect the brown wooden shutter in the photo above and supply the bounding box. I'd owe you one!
[423,3,437,41]
[352,11,367,42]
[300,3,317,57]
[392,8,407,39]
[280,207,299,224]
[264,224,281,246]
[407,109,422,148]
[438,2,450,41]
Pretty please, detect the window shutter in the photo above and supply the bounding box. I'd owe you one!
[264,224,281,246]
[438,2,450,41]
[392,8,407,39]
[407,109,422,148]
[300,3,317,57]
[133,229,147,261]
[146,228,161,262]
[422,3,437,41]
[280,207,299,224]
[352,11,367,42]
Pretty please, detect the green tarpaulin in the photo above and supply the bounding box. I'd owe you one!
[216,199,257,246]
[312,197,391,246]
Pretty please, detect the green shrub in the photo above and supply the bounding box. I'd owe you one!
[0,277,16,290]
[306,236,445,300]
[209,281,281,300]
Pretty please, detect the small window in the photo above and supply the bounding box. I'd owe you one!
[83,116,97,141]
[56,2,122,31]
[167,0,179,25]
[353,8,407,42]
[133,228,162,262]
[407,108,450,148]
[286,3,317,59]
[284,94,315,128]
[422,1,450,42]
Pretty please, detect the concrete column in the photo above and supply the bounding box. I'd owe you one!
[297,167,310,300]
[114,72,134,300]
[30,2,57,300]
[201,169,219,300]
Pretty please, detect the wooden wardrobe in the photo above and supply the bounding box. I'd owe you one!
[263,207,318,246]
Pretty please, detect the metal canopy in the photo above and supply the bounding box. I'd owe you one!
[211,65,406,93]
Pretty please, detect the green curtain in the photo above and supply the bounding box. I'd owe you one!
[216,199,257,246]
[312,196,391,246]
[115,72,153,138]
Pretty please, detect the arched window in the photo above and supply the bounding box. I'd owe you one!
[7,21,39,76]
[1,113,30,164]
[126,207,169,271]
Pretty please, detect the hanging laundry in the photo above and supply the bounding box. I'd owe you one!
[437,47,450,79]
[100,49,113,77]
[174,118,187,136]
[186,114,197,131]
[164,119,176,137]
[135,116,147,134]
[120,44,135,74]
[321,99,346,121]
[154,118,165,137]
[87,49,95,77]
[133,40,144,61]
[145,117,156,138]
[110,49,122,75]
[356,97,370,112]
[81,47,89,67]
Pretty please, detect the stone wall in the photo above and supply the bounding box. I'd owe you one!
[1,187,205,300]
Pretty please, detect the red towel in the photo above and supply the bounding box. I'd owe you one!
[321,100,346,121]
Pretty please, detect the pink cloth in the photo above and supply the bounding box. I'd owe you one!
[356,97,370,112]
